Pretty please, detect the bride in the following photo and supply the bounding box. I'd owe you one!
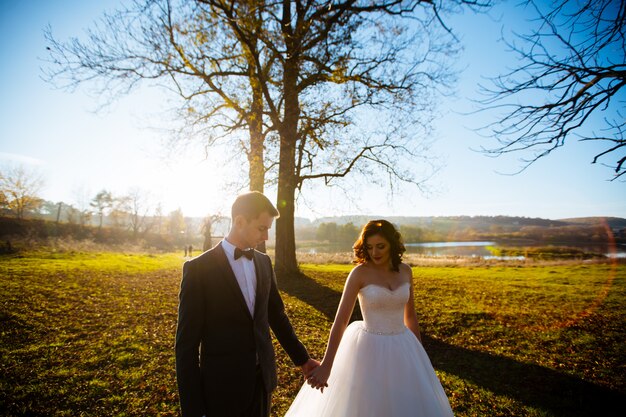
[285,220,454,417]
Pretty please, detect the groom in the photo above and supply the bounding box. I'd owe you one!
[175,191,318,417]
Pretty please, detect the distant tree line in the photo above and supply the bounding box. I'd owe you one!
[2,212,622,253]
[2,164,622,249]
[296,217,624,246]
[0,164,221,250]
[315,222,360,244]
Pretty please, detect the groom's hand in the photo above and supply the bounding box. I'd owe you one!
[300,358,320,378]
[307,362,330,392]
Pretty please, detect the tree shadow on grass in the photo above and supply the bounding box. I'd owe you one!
[279,271,624,417]
[424,337,623,417]
[279,271,361,322]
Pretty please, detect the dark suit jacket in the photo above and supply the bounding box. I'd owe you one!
[175,242,310,417]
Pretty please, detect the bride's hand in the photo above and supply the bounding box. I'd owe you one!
[300,358,320,378]
[307,362,330,392]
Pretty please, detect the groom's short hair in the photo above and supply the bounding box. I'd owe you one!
[231,191,280,220]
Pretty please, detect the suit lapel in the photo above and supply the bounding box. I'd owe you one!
[213,243,253,320]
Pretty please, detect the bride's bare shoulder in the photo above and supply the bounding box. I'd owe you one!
[347,263,369,285]
[350,263,370,276]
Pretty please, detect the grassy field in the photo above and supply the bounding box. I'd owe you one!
[1,250,624,416]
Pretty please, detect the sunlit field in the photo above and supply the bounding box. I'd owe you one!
[1,249,624,416]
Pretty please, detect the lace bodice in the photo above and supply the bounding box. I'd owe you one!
[358,282,410,335]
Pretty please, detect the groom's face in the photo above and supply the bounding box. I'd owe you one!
[237,211,274,248]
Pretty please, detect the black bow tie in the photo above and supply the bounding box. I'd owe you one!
[234,247,254,260]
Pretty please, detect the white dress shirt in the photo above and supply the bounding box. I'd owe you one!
[221,238,257,316]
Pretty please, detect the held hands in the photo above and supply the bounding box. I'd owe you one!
[300,358,320,378]
[300,358,330,392]
[306,361,330,392]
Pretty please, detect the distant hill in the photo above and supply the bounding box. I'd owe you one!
[308,215,624,229]
[303,215,626,244]
[558,217,626,229]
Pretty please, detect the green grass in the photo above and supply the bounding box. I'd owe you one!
[1,251,624,416]
[486,245,606,260]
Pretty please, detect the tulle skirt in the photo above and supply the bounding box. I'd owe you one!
[285,321,454,417]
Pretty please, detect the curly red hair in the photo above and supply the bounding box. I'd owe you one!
[352,220,405,272]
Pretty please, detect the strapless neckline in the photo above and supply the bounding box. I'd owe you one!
[361,281,410,293]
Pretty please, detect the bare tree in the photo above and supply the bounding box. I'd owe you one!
[90,189,113,228]
[0,188,9,215]
[167,208,186,237]
[44,0,491,275]
[65,205,81,225]
[201,213,226,251]
[0,165,44,219]
[153,202,164,234]
[107,194,130,229]
[71,186,93,226]
[205,0,490,274]
[36,200,63,225]
[126,187,153,237]
[479,0,626,180]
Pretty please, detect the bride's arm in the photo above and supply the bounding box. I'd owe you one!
[307,267,362,391]
[403,264,423,342]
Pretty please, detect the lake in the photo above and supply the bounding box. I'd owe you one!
[297,241,626,259]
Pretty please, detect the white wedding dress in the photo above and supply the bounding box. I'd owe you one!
[285,282,454,417]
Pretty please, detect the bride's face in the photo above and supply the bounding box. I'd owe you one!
[365,234,391,267]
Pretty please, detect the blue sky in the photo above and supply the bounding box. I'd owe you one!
[1,0,624,220]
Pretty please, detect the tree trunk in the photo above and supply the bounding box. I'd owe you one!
[274,5,300,277]
[248,87,264,193]
[246,26,265,194]
[246,34,266,252]
[203,234,212,252]
[249,73,268,253]
[274,169,298,276]
[56,202,62,224]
